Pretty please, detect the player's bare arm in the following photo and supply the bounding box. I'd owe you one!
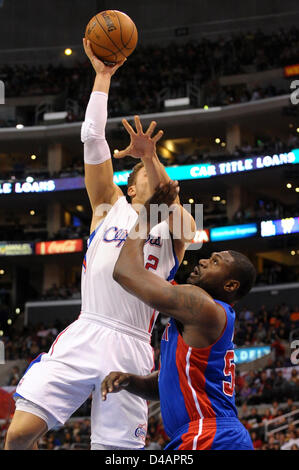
[101,371,159,402]
[82,38,125,233]
[114,116,196,261]
[113,181,226,347]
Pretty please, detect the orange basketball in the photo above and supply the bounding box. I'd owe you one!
[85,10,138,64]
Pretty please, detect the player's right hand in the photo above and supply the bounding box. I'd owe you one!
[101,371,131,401]
[83,38,126,76]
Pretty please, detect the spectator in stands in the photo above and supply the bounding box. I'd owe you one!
[6,366,20,386]
[250,431,263,449]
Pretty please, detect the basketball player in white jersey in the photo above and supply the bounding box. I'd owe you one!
[5,39,195,450]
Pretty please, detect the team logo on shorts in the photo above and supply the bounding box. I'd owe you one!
[135,423,147,441]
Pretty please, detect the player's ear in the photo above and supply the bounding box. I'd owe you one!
[224,279,240,294]
[127,185,136,198]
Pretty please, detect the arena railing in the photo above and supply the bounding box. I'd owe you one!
[0,94,291,140]
[264,409,299,440]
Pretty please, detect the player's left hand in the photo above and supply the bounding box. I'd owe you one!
[101,371,131,401]
[113,116,164,160]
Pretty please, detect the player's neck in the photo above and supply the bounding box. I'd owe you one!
[131,197,146,214]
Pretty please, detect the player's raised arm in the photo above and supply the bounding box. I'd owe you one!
[113,182,226,344]
[82,39,125,232]
[114,116,196,261]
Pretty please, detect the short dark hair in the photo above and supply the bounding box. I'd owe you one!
[228,250,256,300]
[127,161,144,189]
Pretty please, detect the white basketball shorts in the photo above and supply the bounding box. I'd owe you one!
[15,314,154,449]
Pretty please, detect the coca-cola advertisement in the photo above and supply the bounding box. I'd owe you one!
[35,239,83,255]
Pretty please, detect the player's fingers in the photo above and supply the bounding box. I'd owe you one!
[84,39,96,59]
[114,147,131,159]
[145,121,157,137]
[134,115,143,134]
[82,38,91,57]
[152,130,164,143]
[114,375,130,388]
[107,374,119,392]
[111,57,127,73]
[122,119,136,136]
[101,377,109,400]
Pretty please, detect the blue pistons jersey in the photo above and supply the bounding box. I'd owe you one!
[158,300,254,450]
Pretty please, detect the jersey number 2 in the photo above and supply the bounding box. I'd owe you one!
[145,255,159,271]
[222,350,235,397]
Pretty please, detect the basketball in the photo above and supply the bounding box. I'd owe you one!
[85,10,138,64]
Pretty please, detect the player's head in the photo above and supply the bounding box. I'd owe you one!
[127,162,151,204]
[187,250,256,304]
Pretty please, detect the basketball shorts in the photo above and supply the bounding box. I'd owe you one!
[14,313,154,449]
[164,417,254,450]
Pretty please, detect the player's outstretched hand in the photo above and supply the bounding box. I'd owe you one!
[114,116,164,160]
[101,371,131,401]
[83,38,126,76]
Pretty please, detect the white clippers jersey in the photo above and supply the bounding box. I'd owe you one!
[81,196,178,333]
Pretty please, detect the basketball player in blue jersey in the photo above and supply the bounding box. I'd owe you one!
[101,181,256,450]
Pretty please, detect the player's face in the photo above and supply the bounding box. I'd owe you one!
[131,167,151,203]
[187,251,234,297]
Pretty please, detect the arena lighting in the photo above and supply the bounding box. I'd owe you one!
[31,155,37,160]
[0,269,4,275]
[64,48,73,56]
[188,198,194,204]
[30,210,35,216]
[43,111,68,121]
[221,142,226,147]
[215,138,221,144]
[284,64,299,77]
[16,124,24,129]
[287,183,292,188]
[15,308,20,314]
[221,199,226,205]
[7,319,12,325]
[183,260,188,265]
[26,176,34,183]
[0,331,3,337]
[203,105,209,109]
[291,250,296,256]
[212,196,221,201]
[164,97,190,108]
[296,187,299,192]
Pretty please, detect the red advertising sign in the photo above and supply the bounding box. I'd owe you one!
[35,239,83,255]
